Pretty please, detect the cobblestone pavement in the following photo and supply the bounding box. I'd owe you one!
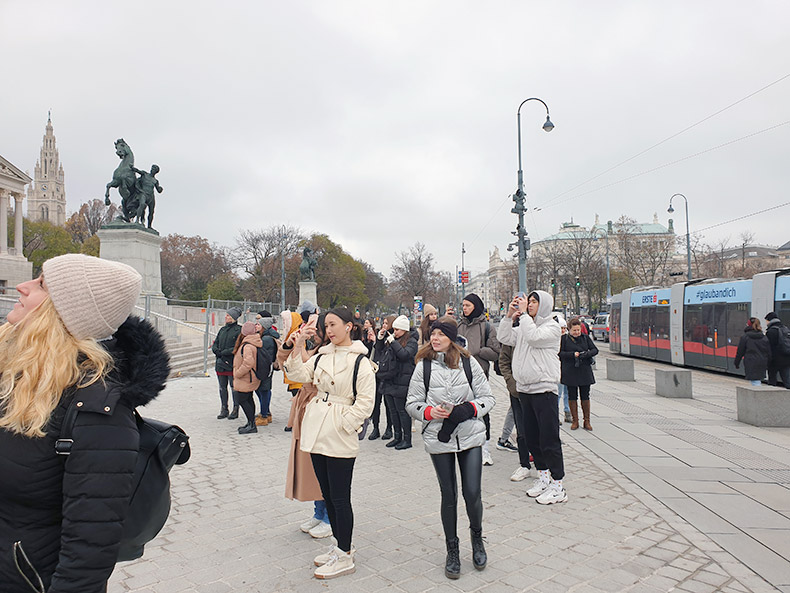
[109,360,783,593]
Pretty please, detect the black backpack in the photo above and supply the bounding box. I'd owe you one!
[244,343,273,381]
[57,399,190,562]
[777,325,790,357]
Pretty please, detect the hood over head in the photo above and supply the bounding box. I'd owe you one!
[462,293,485,320]
[528,290,554,320]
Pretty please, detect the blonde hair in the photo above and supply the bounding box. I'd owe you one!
[0,298,113,437]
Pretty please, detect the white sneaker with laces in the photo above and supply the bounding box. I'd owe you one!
[314,547,356,579]
[482,442,494,466]
[510,466,531,482]
[300,516,322,533]
[314,543,355,566]
[526,472,551,498]
[536,481,568,505]
[309,520,333,539]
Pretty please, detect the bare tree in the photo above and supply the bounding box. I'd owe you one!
[390,242,437,301]
[65,199,119,244]
[234,224,305,303]
[613,215,672,285]
[738,230,756,276]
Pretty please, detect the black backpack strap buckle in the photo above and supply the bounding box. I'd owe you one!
[54,438,73,455]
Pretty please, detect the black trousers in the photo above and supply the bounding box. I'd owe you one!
[217,374,234,408]
[509,394,532,469]
[567,385,591,401]
[516,391,564,480]
[234,391,255,424]
[311,454,356,552]
[384,394,411,441]
[371,381,393,431]
[430,447,483,541]
[767,365,790,388]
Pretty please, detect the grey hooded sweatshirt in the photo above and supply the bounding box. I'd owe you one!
[496,289,561,394]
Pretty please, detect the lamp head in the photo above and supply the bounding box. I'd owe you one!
[667,204,675,214]
[542,115,554,132]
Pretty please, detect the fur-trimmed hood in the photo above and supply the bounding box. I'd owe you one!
[101,316,170,408]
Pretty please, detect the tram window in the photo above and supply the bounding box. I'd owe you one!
[630,308,640,337]
[655,307,670,340]
[684,305,703,343]
[727,303,749,345]
[777,301,790,327]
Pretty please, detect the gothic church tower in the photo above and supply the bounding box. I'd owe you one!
[27,112,66,226]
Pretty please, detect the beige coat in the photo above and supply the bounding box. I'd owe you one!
[233,334,262,393]
[283,340,376,458]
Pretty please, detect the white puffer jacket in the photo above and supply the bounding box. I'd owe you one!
[406,353,496,454]
[497,290,561,394]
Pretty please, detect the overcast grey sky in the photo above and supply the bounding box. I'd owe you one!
[2,1,789,281]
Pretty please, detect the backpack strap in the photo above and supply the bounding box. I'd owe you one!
[55,398,79,456]
[351,353,366,401]
[462,355,473,388]
[484,321,490,345]
[313,353,324,371]
[423,358,431,394]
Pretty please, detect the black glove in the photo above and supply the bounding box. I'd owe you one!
[437,418,459,443]
[448,402,476,424]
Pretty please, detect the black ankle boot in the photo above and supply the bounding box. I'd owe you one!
[216,407,229,419]
[381,427,393,440]
[368,427,381,440]
[227,406,239,420]
[238,421,257,434]
[385,432,402,448]
[470,527,487,570]
[445,537,460,579]
[395,433,412,450]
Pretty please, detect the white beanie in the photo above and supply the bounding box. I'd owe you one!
[42,254,142,340]
[392,315,410,332]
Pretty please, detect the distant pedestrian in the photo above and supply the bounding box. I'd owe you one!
[557,318,572,424]
[497,291,567,505]
[212,306,242,419]
[369,314,396,441]
[362,317,377,356]
[735,318,771,386]
[457,293,501,466]
[559,317,599,431]
[765,312,790,388]
[232,322,262,434]
[378,315,419,450]
[283,307,376,579]
[254,314,280,426]
[418,303,439,346]
[406,316,495,579]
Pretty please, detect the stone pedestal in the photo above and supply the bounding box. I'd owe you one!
[655,369,693,398]
[737,385,790,427]
[97,223,163,297]
[299,281,317,306]
[606,358,634,381]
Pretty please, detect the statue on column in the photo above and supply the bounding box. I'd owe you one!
[104,139,163,230]
[299,247,317,281]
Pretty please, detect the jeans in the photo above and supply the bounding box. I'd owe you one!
[516,391,565,481]
[256,388,272,417]
[750,379,762,386]
[430,447,483,541]
[313,500,330,524]
[557,383,569,413]
[311,454,356,552]
[217,374,234,408]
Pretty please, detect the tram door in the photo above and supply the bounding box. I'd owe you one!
[702,304,728,370]
[644,306,657,360]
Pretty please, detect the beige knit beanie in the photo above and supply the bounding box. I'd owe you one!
[42,254,142,340]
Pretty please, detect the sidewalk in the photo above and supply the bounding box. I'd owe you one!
[109,356,788,593]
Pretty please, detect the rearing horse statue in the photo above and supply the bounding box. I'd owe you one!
[105,139,140,222]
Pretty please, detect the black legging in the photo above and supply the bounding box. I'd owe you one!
[234,391,255,424]
[430,447,483,540]
[567,385,591,401]
[384,394,410,438]
[311,454,356,552]
[371,379,393,431]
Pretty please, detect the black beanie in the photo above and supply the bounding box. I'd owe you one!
[765,312,779,321]
[462,293,485,320]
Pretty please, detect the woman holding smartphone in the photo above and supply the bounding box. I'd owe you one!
[406,316,496,580]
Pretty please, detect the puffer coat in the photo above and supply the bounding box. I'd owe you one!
[735,328,772,381]
[406,353,496,454]
[0,317,170,593]
[212,321,241,373]
[283,340,376,458]
[457,314,500,377]
[559,333,599,386]
[233,333,262,393]
[379,332,419,399]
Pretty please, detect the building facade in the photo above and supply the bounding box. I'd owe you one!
[0,154,33,290]
[27,113,66,226]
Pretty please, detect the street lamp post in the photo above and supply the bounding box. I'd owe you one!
[667,193,692,281]
[513,97,554,293]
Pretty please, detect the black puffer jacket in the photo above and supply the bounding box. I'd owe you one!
[735,327,772,381]
[0,317,170,593]
[559,333,599,387]
[212,321,241,373]
[379,331,419,399]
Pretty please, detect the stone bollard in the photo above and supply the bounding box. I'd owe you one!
[655,368,693,398]
[606,358,634,381]
[736,384,790,427]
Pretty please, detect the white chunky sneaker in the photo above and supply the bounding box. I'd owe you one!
[300,516,322,533]
[526,472,551,498]
[482,442,494,466]
[309,520,333,539]
[536,481,568,505]
[314,543,355,566]
[510,466,531,482]
[314,547,355,579]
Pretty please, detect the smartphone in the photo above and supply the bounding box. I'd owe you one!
[305,313,319,328]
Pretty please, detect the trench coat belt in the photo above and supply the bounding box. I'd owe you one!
[317,393,354,406]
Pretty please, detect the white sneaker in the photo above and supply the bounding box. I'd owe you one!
[482,442,494,466]
[300,516,322,533]
[526,472,551,498]
[536,481,568,505]
[314,547,355,579]
[309,520,333,539]
[314,543,355,566]
[510,466,531,482]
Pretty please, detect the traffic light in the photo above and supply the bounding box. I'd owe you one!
[575,276,581,288]
[550,278,556,288]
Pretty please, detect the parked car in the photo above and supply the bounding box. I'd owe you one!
[591,314,610,342]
